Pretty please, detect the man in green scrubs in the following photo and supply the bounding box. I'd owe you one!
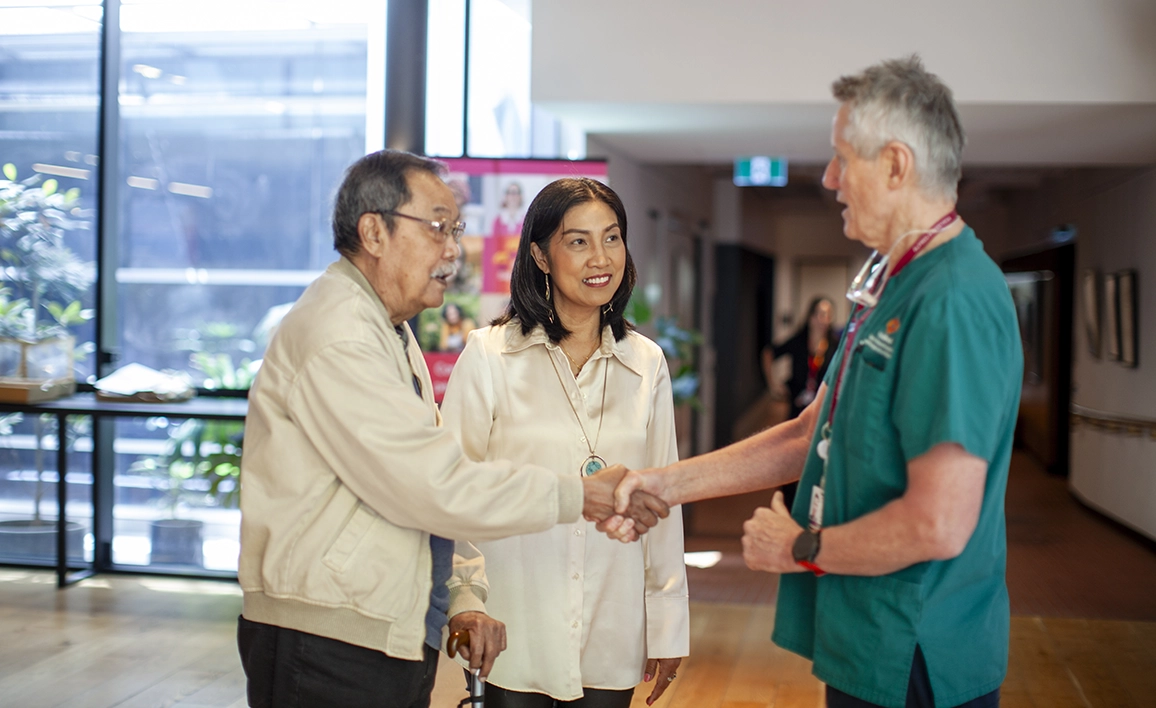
[608,55,1022,707]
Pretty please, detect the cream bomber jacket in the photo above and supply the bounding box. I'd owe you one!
[238,258,584,661]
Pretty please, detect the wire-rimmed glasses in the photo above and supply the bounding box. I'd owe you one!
[375,210,466,245]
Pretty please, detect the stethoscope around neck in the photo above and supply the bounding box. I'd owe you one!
[845,212,958,309]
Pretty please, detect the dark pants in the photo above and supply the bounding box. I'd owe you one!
[481,681,634,708]
[238,615,439,708]
[826,646,1000,708]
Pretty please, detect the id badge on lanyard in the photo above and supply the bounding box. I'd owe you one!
[810,422,832,532]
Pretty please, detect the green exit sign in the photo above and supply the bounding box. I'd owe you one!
[734,156,788,187]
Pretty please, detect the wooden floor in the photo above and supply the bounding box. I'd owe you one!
[3,452,1156,707]
[1,570,1155,707]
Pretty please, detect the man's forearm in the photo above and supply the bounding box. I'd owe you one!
[660,411,813,506]
[811,444,987,576]
[814,498,947,576]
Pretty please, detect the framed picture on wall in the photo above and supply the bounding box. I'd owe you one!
[1104,273,1120,361]
[1118,270,1138,367]
[1081,269,1100,358]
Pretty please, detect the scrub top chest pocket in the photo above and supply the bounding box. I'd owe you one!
[838,325,899,465]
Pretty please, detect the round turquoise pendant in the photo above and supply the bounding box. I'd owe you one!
[582,455,607,476]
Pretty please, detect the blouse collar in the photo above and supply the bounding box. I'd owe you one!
[501,322,644,377]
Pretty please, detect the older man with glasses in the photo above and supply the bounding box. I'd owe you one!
[236,150,669,708]
[611,56,1022,708]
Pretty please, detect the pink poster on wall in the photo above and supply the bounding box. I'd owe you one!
[420,158,608,402]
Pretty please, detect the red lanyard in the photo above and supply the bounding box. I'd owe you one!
[825,211,957,425]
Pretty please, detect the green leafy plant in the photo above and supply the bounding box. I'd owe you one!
[173,320,258,391]
[191,351,259,391]
[136,321,261,514]
[655,316,704,409]
[132,417,244,515]
[0,164,95,345]
[626,296,703,409]
[0,163,96,522]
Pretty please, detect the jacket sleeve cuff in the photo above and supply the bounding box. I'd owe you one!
[555,474,584,524]
[448,583,487,617]
[645,595,691,658]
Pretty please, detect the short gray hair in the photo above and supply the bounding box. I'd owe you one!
[332,150,447,258]
[832,55,965,201]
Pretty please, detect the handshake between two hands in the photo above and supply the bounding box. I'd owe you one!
[580,464,666,542]
[580,465,808,575]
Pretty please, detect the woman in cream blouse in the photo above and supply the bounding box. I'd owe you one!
[441,178,688,707]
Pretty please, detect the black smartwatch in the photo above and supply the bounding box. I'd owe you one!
[792,529,825,576]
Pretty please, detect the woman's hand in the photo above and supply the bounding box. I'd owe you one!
[642,657,683,705]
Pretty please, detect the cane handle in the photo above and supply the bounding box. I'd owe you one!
[447,629,470,659]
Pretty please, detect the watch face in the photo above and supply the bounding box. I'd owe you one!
[792,530,820,563]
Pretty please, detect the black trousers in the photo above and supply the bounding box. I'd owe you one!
[237,615,439,708]
[480,681,634,708]
[826,646,1000,708]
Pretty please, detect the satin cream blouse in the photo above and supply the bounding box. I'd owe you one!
[440,323,690,699]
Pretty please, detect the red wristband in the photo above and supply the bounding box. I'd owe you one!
[797,559,826,577]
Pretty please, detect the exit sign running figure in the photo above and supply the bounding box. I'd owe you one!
[734,156,788,187]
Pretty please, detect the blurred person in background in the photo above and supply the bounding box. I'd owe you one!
[762,295,840,507]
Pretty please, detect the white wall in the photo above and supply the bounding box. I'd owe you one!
[588,137,716,455]
[997,168,1156,539]
[739,193,865,341]
[1069,170,1156,539]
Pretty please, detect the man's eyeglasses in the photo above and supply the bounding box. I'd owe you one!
[375,210,466,244]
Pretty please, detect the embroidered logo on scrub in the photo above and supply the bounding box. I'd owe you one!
[859,328,895,370]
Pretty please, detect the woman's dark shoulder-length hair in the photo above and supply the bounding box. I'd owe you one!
[493,177,637,343]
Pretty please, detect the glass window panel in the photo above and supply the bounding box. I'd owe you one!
[425,0,466,157]
[111,415,242,571]
[0,412,94,567]
[0,2,101,566]
[109,0,385,575]
[115,0,384,385]
[466,0,530,158]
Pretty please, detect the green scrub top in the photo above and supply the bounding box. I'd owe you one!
[771,228,1023,708]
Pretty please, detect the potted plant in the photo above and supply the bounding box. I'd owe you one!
[0,163,94,400]
[625,296,703,409]
[625,296,703,462]
[0,163,95,563]
[130,415,242,567]
[129,324,253,566]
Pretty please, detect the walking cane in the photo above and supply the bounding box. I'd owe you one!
[447,629,485,707]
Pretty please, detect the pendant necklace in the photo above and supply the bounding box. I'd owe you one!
[560,344,595,374]
[548,342,610,476]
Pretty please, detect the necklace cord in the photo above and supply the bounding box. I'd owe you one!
[548,343,610,463]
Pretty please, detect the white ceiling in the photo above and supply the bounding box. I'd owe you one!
[539,101,1156,167]
[532,0,1156,169]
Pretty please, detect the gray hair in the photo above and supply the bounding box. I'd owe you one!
[832,55,965,201]
[332,150,447,257]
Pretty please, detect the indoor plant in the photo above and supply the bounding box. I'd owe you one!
[0,162,95,398]
[0,163,95,563]
[129,322,254,566]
